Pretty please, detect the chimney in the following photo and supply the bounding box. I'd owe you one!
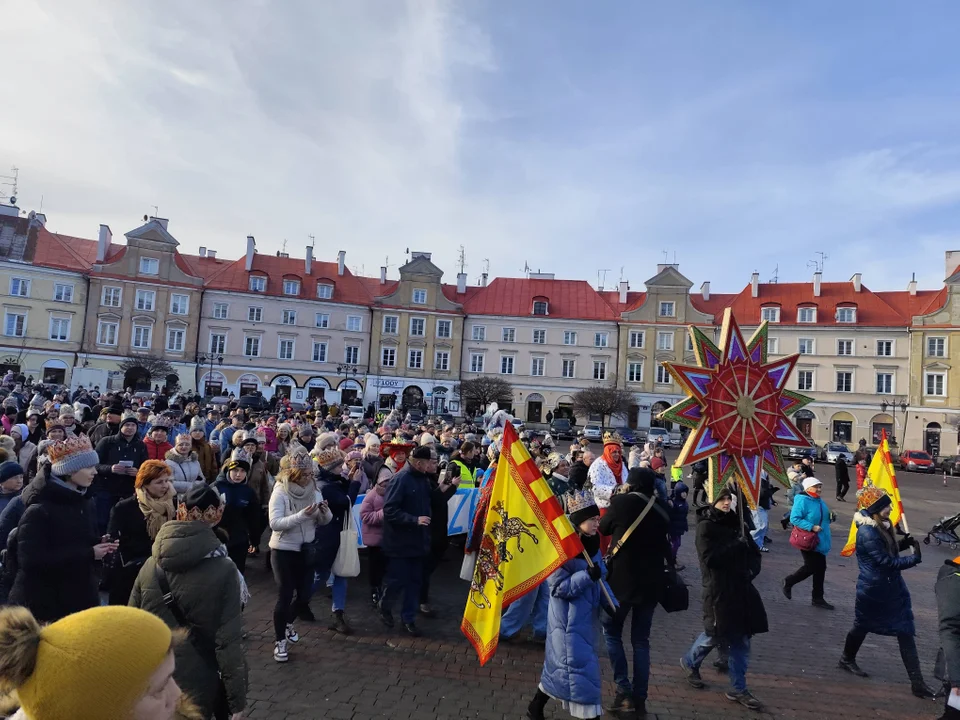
[150,217,169,231]
[851,272,861,293]
[380,266,387,284]
[481,272,488,287]
[908,273,917,296]
[701,281,710,301]
[618,281,628,304]
[945,250,960,279]
[199,246,207,258]
[337,250,345,276]
[750,272,759,298]
[208,250,217,259]
[305,245,313,275]
[97,224,112,263]
[457,272,467,294]
[813,271,822,297]
[245,235,256,271]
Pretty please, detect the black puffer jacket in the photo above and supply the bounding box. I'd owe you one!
[695,504,768,640]
[937,558,960,686]
[95,433,148,496]
[131,521,248,717]
[8,469,100,622]
[599,489,671,606]
[106,494,156,605]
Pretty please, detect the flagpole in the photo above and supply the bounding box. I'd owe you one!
[882,429,910,534]
[580,549,617,609]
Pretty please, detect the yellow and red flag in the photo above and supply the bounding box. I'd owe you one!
[461,421,582,664]
[841,430,906,556]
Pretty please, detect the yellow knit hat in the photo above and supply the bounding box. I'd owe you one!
[0,605,172,720]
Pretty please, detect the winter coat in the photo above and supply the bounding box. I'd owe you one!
[856,463,868,489]
[105,494,157,605]
[668,482,690,536]
[383,464,432,558]
[245,453,272,507]
[165,450,205,493]
[790,492,832,555]
[599,490,672,606]
[0,493,25,552]
[540,549,614,707]
[268,481,332,552]
[314,468,361,567]
[8,471,100,622]
[213,479,260,551]
[362,454,385,491]
[360,490,386,547]
[835,457,850,483]
[936,559,960,685]
[0,490,20,518]
[94,434,148,497]
[192,437,219,485]
[88,420,119,446]
[695,504,768,640]
[853,512,920,636]
[144,437,173,461]
[130,521,248,717]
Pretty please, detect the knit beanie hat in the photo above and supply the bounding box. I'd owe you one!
[338,436,353,452]
[0,605,172,720]
[317,432,338,451]
[0,436,16,455]
[344,449,363,464]
[0,461,24,483]
[364,434,381,452]
[314,446,345,472]
[119,412,139,429]
[47,435,99,477]
[189,415,206,432]
[57,405,75,420]
[182,483,222,512]
[419,433,436,446]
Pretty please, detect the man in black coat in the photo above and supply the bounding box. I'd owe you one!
[835,456,851,502]
[93,415,148,534]
[680,486,767,711]
[937,557,960,718]
[599,468,673,716]
[419,445,459,617]
[380,445,433,636]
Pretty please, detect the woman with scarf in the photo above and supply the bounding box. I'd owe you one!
[837,487,934,698]
[379,440,413,484]
[106,460,176,605]
[188,416,219,484]
[587,431,628,553]
[165,433,206,494]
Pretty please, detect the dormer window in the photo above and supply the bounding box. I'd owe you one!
[317,283,334,299]
[139,257,159,275]
[797,306,817,323]
[283,280,300,296]
[760,306,780,323]
[836,307,856,323]
[532,299,549,316]
[249,276,266,292]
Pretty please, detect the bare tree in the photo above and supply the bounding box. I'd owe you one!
[571,385,632,426]
[117,354,175,387]
[455,377,515,413]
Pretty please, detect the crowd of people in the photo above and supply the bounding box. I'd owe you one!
[0,379,955,719]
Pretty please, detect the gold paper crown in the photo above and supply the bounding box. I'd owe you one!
[46,434,95,463]
[855,484,888,511]
[602,430,623,447]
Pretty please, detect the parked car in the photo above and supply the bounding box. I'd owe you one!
[823,442,854,465]
[646,427,670,446]
[785,441,819,460]
[347,405,365,420]
[611,426,639,446]
[237,393,269,411]
[581,422,603,442]
[900,450,936,473]
[549,417,576,440]
[406,409,424,424]
[668,431,683,447]
[940,455,960,476]
[510,418,525,433]
[434,413,455,426]
[208,395,232,408]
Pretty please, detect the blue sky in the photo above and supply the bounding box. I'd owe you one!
[4,1,960,293]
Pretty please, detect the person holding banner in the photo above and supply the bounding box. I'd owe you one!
[837,487,935,699]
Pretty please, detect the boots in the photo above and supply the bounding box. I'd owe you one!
[900,634,936,698]
[527,690,549,720]
[838,656,869,677]
[607,691,634,715]
[328,610,353,635]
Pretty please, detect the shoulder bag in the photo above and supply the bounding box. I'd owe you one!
[789,500,823,552]
[659,567,689,613]
[604,492,656,564]
[331,508,360,577]
[153,564,219,672]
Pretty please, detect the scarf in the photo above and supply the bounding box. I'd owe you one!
[385,455,405,474]
[602,444,624,481]
[205,544,252,606]
[166,448,197,464]
[580,532,601,558]
[136,486,176,540]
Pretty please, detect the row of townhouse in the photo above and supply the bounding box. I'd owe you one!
[2,201,959,453]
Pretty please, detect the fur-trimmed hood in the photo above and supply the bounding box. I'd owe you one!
[854,511,889,528]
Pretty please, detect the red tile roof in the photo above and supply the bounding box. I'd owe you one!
[205,254,376,306]
[33,229,107,272]
[689,293,737,317]
[875,289,947,319]
[461,278,619,321]
[597,290,646,315]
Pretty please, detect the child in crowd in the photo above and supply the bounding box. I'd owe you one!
[214,457,259,575]
[668,480,690,567]
[0,461,24,515]
[528,489,616,720]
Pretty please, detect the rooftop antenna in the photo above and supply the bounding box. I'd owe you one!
[661,250,669,264]
[809,251,828,274]
[151,205,159,218]
[457,245,466,274]
[0,166,18,204]
[522,261,531,277]
[281,239,287,254]
[769,264,779,284]
[483,258,490,273]
[308,234,315,248]
[597,268,611,291]
[619,266,625,282]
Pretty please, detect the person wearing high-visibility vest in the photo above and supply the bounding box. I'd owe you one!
[445,441,479,488]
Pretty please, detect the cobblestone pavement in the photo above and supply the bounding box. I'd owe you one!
[239,463,958,720]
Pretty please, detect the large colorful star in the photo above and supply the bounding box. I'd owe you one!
[659,308,814,509]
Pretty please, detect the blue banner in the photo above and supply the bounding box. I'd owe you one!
[350,486,480,547]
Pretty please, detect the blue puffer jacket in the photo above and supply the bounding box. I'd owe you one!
[790,492,832,555]
[540,548,615,707]
[854,512,920,636]
[668,482,689,536]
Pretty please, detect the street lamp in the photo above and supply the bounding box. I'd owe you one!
[196,352,224,397]
[879,396,909,447]
[336,363,360,405]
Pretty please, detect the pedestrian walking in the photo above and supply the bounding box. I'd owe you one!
[782,477,835,609]
[835,456,851,501]
[751,473,775,553]
[668,480,690,563]
[680,486,767,710]
[838,487,935,699]
[527,489,616,720]
[856,458,868,490]
[599,469,672,717]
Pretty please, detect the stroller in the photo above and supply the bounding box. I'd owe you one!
[924,511,960,548]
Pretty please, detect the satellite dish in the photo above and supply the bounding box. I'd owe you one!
[8,196,15,205]
[143,214,148,221]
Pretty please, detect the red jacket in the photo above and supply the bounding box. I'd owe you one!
[856,463,868,489]
[144,438,173,460]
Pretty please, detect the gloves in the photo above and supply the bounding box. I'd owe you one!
[587,564,602,582]
[910,538,922,561]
